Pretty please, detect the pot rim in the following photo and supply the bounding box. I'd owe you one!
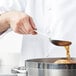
[25,58,76,69]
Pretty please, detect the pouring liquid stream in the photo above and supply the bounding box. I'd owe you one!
[53,40,76,64]
[64,45,71,61]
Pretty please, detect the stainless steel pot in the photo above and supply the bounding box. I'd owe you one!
[25,58,76,76]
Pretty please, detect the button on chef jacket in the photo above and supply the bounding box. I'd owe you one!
[0,0,76,65]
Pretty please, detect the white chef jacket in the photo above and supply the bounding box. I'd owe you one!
[0,0,76,66]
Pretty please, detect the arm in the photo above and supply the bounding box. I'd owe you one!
[0,13,10,35]
[0,11,37,35]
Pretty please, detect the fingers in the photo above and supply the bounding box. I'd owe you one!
[15,21,27,34]
[29,17,37,30]
[22,17,37,35]
[14,25,26,34]
[15,16,37,35]
[29,30,37,35]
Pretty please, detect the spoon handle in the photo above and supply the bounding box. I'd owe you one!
[34,30,51,38]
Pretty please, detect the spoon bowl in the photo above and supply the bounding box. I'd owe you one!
[50,40,72,46]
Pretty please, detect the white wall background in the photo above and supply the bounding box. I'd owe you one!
[0,31,23,66]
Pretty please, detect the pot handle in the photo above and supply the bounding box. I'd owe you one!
[11,66,28,75]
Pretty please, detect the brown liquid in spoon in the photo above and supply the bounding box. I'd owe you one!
[51,40,72,46]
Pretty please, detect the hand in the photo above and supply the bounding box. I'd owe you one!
[6,11,37,34]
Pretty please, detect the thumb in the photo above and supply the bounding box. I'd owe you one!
[29,17,37,30]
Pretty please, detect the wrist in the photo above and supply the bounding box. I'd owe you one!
[0,13,10,34]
